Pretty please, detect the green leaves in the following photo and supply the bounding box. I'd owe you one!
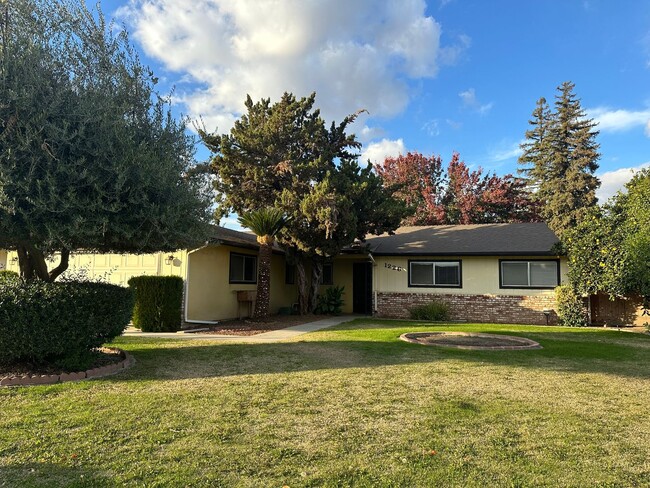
[566,168,650,301]
[518,82,600,238]
[0,0,212,279]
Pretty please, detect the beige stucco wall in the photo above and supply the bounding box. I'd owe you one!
[371,255,568,298]
[3,249,187,285]
[0,250,6,271]
[327,255,365,314]
[185,245,298,322]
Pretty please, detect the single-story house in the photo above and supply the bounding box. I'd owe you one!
[2,223,645,326]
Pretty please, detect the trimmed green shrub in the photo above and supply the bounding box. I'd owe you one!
[555,285,588,327]
[128,276,184,332]
[0,281,133,370]
[315,285,345,315]
[409,301,450,321]
[0,270,19,287]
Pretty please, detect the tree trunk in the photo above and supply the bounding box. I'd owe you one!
[253,242,272,319]
[308,258,323,313]
[16,245,70,282]
[296,257,310,315]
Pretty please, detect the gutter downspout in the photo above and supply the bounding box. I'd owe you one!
[184,242,220,325]
[368,251,378,315]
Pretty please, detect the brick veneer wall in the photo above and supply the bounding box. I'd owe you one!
[376,292,558,325]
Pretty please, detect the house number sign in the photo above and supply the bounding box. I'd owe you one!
[384,263,406,272]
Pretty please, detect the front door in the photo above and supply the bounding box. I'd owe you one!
[352,262,373,314]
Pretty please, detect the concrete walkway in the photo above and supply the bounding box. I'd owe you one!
[122,315,356,343]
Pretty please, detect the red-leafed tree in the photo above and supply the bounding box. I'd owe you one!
[377,152,539,225]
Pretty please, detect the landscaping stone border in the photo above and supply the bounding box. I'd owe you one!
[0,348,135,387]
[399,331,542,350]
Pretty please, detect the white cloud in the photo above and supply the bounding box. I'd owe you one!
[422,119,440,136]
[589,107,650,135]
[360,138,406,165]
[459,88,493,114]
[596,162,650,202]
[488,140,524,162]
[119,0,447,131]
[438,33,471,66]
[357,125,386,144]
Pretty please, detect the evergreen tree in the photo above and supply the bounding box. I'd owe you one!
[519,82,600,238]
[200,93,406,314]
[0,0,212,281]
[518,97,552,193]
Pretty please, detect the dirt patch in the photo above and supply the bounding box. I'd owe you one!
[400,331,542,350]
[0,348,124,378]
[198,314,329,336]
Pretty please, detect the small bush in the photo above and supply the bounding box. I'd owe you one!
[555,285,588,327]
[0,270,19,287]
[0,281,133,370]
[315,285,345,315]
[128,276,184,332]
[409,301,450,321]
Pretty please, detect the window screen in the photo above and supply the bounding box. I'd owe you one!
[409,261,461,287]
[229,253,257,283]
[501,260,558,288]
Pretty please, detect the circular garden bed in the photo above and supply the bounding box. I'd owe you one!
[400,331,542,350]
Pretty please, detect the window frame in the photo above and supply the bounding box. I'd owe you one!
[285,262,296,285]
[498,259,560,290]
[229,252,257,284]
[408,259,463,288]
[320,262,334,286]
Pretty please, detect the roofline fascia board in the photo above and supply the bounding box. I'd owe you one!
[368,251,564,257]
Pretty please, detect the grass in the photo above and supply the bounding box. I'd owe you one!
[1,319,649,487]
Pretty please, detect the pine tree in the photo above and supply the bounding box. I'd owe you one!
[518,97,553,193]
[519,82,600,238]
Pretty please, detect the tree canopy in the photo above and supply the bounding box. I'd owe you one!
[199,92,406,313]
[376,152,539,225]
[0,0,212,281]
[566,168,650,307]
[518,82,600,238]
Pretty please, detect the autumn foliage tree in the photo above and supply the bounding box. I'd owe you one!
[376,152,538,225]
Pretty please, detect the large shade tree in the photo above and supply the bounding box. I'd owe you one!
[376,152,539,225]
[0,0,212,281]
[566,168,650,311]
[200,93,406,313]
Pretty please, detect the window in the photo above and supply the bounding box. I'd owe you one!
[285,263,296,285]
[500,260,559,288]
[320,263,334,285]
[229,253,257,284]
[409,261,461,287]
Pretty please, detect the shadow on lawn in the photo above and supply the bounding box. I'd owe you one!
[0,463,115,488]
[108,326,650,382]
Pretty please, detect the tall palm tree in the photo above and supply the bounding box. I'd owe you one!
[238,208,289,319]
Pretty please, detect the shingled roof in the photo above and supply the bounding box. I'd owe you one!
[363,223,561,256]
[207,226,284,252]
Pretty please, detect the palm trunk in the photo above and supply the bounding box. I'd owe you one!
[253,242,272,318]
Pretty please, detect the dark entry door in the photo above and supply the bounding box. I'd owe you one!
[353,262,373,314]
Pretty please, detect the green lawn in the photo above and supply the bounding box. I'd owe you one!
[1,320,649,487]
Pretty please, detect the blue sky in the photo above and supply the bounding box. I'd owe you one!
[103,0,649,224]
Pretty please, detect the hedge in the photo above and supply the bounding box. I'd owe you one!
[0,281,133,370]
[409,301,450,321]
[555,285,589,327]
[0,270,19,287]
[128,276,184,332]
